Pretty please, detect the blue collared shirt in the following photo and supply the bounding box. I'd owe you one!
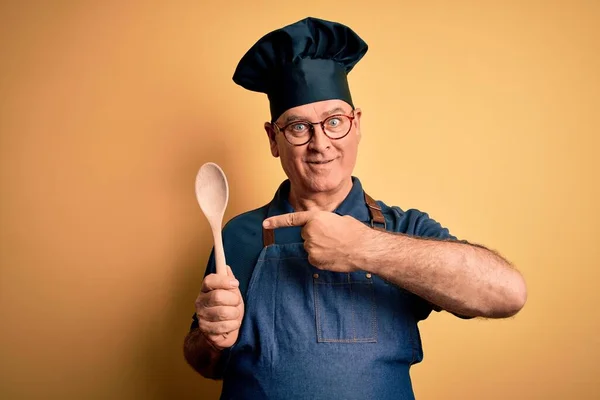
[191,177,457,329]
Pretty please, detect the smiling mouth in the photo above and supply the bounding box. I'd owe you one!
[307,159,334,165]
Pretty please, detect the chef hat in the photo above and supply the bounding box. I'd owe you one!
[232,17,368,121]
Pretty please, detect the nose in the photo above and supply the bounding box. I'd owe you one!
[307,124,331,151]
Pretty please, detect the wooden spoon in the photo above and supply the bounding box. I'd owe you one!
[195,162,229,276]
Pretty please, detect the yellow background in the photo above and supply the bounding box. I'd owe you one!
[1,1,598,399]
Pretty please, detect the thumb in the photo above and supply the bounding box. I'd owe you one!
[227,265,238,280]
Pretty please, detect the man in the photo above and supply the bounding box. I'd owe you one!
[184,17,527,400]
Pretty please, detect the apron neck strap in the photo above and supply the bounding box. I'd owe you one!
[263,225,275,248]
[263,190,386,247]
[364,192,386,230]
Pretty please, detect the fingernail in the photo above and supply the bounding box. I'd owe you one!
[262,220,271,228]
[230,279,239,288]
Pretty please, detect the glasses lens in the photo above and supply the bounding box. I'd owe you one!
[284,122,311,145]
[323,115,352,138]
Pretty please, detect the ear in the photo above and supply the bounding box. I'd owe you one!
[264,122,280,158]
[353,108,362,143]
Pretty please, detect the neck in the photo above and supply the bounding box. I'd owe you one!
[288,178,353,212]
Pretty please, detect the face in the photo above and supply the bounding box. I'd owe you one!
[264,99,362,196]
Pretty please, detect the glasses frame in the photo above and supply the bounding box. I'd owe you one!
[273,111,356,146]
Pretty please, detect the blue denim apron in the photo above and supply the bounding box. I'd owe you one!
[221,193,423,399]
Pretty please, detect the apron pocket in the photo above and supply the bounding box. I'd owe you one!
[313,272,377,343]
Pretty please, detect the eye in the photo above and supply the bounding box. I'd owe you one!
[287,122,310,137]
[291,123,307,132]
[327,117,341,127]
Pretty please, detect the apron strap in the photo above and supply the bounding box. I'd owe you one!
[263,224,275,247]
[364,192,386,230]
[262,190,386,247]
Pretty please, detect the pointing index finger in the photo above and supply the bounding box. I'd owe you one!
[263,211,314,229]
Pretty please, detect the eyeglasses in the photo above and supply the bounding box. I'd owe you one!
[273,112,356,146]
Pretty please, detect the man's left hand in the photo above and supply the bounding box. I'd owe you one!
[263,211,373,272]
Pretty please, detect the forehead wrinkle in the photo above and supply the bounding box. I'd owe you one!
[282,106,350,125]
[321,107,347,117]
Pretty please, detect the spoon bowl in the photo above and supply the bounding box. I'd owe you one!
[195,162,229,275]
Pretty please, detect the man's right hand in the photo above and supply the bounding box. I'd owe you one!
[195,266,244,350]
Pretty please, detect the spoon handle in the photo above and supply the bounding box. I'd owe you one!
[211,224,227,276]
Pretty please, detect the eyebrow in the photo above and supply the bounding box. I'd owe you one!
[322,107,347,117]
[281,107,349,125]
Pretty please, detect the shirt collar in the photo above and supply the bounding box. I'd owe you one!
[267,176,370,222]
